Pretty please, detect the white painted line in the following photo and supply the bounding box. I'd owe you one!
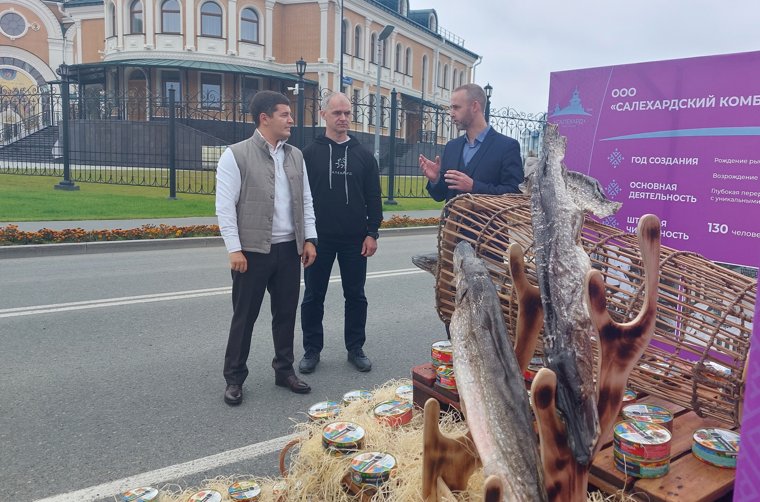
[0,268,425,318]
[34,432,303,502]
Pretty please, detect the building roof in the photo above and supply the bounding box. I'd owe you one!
[70,59,318,85]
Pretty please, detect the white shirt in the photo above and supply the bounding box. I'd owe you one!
[215,130,317,253]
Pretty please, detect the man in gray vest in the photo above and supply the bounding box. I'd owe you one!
[216,90,318,405]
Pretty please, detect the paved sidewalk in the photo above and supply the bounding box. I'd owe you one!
[0,209,442,259]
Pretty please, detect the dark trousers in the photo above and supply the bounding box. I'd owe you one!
[301,236,367,354]
[223,241,301,385]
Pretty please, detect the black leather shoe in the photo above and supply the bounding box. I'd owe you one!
[298,352,320,374]
[347,348,372,372]
[275,374,312,394]
[224,384,243,405]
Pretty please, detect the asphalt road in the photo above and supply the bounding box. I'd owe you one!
[0,232,444,501]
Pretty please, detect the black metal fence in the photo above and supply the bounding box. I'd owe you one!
[0,84,546,198]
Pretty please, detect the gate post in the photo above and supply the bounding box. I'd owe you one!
[168,89,177,199]
[385,88,398,205]
[54,66,79,191]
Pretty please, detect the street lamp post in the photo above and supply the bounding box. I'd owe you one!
[373,24,394,166]
[54,63,79,191]
[296,57,307,149]
[339,0,345,93]
[484,82,492,124]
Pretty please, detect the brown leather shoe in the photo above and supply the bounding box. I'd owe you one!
[275,374,311,394]
[224,384,243,405]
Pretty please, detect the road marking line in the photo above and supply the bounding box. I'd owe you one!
[0,268,424,318]
[34,432,303,502]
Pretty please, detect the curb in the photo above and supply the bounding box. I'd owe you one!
[0,226,438,259]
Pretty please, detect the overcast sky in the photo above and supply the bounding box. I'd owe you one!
[430,1,760,113]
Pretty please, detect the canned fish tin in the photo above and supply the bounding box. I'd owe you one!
[122,487,158,502]
[350,451,397,487]
[374,399,413,427]
[307,400,342,421]
[342,389,372,405]
[395,384,413,402]
[322,421,366,456]
[613,421,671,461]
[622,388,637,403]
[436,365,457,391]
[621,404,673,432]
[188,490,222,502]
[692,428,739,468]
[228,481,261,501]
[523,356,544,382]
[431,340,453,365]
[613,448,670,478]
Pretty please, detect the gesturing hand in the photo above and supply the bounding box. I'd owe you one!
[418,154,441,183]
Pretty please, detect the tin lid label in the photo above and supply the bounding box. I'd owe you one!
[351,451,396,475]
[323,421,366,445]
[343,390,372,404]
[614,421,671,445]
[395,384,413,401]
[374,399,412,417]
[122,487,158,502]
[622,404,672,424]
[693,428,740,455]
[228,481,261,501]
[188,490,222,502]
[307,401,342,420]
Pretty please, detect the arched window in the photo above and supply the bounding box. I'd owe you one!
[443,64,449,89]
[459,71,464,87]
[394,43,402,72]
[108,2,116,37]
[452,69,457,90]
[381,37,389,67]
[341,19,349,54]
[370,32,377,64]
[200,1,222,37]
[161,0,181,33]
[422,55,428,93]
[405,47,412,75]
[240,7,259,42]
[428,13,437,32]
[130,0,144,34]
[354,25,363,58]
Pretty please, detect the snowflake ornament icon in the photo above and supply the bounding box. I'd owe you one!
[602,216,619,228]
[606,179,622,198]
[608,149,624,168]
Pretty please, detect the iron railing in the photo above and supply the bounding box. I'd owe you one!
[1,84,546,197]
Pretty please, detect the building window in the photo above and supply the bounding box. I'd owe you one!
[240,7,258,43]
[404,47,411,75]
[0,11,26,38]
[381,96,387,127]
[443,64,449,89]
[394,43,401,73]
[382,38,389,68]
[130,0,144,34]
[369,93,375,126]
[201,73,222,109]
[459,71,464,87]
[161,0,181,33]
[161,71,181,105]
[200,1,222,37]
[422,55,428,95]
[242,76,259,109]
[341,19,349,54]
[352,89,360,123]
[108,2,116,37]
[370,33,377,64]
[353,26,362,59]
[452,69,457,91]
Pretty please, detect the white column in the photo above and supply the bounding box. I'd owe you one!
[116,0,124,49]
[318,0,328,63]
[333,0,341,89]
[185,0,195,50]
[227,0,237,54]
[388,33,396,81]
[433,47,440,97]
[265,0,274,60]
[75,20,83,63]
[144,0,154,49]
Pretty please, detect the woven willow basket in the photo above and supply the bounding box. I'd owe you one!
[433,193,754,427]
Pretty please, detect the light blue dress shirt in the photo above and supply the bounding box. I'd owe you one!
[462,125,491,167]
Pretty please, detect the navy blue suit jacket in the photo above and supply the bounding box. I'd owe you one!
[426,128,523,202]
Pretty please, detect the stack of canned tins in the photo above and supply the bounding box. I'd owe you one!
[692,428,740,468]
[613,420,672,478]
[431,340,457,392]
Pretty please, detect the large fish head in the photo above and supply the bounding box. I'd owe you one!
[550,351,600,466]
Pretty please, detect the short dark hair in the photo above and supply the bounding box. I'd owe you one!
[454,83,486,114]
[251,91,290,127]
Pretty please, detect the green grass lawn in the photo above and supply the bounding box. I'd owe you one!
[0,174,442,221]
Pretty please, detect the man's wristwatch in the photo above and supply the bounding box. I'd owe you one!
[305,238,318,246]
[366,232,379,240]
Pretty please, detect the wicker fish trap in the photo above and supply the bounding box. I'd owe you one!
[434,193,754,427]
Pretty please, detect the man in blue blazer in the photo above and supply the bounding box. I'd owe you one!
[419,84,523,201]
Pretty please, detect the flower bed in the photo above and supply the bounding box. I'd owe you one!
[0,215,439,246]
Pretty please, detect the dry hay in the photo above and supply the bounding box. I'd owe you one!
[127,380,640,501]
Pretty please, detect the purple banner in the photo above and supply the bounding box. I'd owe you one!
[548,50,760,267]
